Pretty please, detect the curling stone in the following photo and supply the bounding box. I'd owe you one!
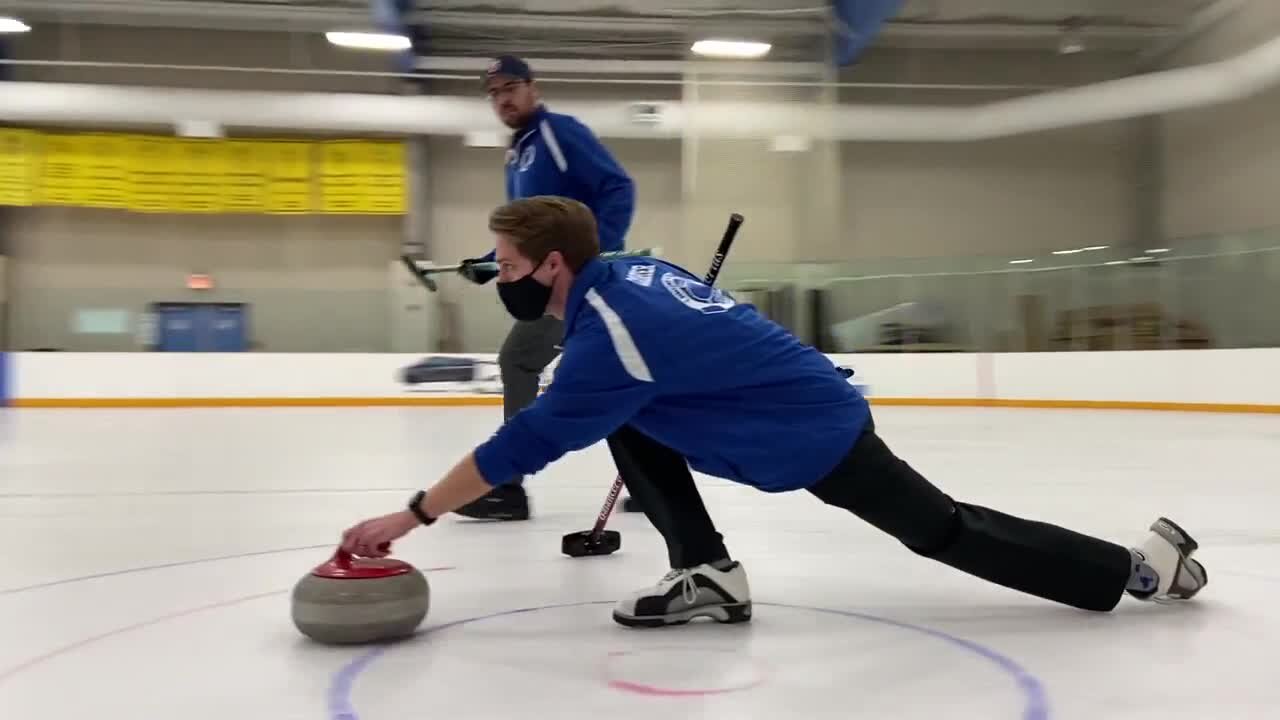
[291,547,430,645]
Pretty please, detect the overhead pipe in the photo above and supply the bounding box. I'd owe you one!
[0,58,1054,91]
[2,31,1279,141]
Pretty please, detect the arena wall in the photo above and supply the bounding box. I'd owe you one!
[4,349,1279,414]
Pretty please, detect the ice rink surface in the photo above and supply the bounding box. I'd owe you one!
[1,405,1277,720]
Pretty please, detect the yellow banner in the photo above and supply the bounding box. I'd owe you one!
[127,136,180,213]
[36,134,85,206]
[78,134,130,209]
[361,141,405,215]
[319,141,366,214]
[221,141,269,213]
[0,130,401,215]
[172,139,225,213]
[260,141,314,214]
[320,140,405,214]
[0,129,36,206]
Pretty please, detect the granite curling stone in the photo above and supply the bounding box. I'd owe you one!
[291,547,430,644]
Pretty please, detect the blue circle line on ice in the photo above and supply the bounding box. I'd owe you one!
[327,600,1050,720]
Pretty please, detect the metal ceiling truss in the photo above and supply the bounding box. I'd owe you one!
[7,0,1178,52]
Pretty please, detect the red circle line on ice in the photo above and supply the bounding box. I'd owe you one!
[604,648,769,696]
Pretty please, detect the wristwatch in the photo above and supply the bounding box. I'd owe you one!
[406,490,437,526]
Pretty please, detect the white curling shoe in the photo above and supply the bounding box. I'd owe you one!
[1130,517,1209,603]
[613,561,752,628]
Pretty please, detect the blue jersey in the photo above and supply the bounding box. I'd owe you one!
[484,105,635,259]
[473,257,870,493]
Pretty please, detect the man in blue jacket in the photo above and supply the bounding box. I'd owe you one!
[343,196,1209,627]
[454,55,636,522]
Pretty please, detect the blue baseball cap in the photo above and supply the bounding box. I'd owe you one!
[484,55,533,86]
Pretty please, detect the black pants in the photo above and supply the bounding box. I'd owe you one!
[497,315,563,486]
[608,417,1133,612]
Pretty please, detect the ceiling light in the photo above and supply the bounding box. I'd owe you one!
[0,16,31,33]
[1059,37,1085,55]
[1105,260,1129,266]
[1051,249,1083,255]
[325,31,410,51]
[1009,259,1034,265]
[1145,248,1171,253]
[1129,256,1155,262]
[691,39,771,59]
[1081,245,1110,251]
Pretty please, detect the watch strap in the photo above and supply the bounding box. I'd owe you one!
[407,490,436,526]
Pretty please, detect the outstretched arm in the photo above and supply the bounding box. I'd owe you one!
[339,317,657,553]
[471,323,655,485]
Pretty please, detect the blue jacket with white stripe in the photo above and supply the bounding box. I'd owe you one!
[484,105,635,260]
[473,256,871,493]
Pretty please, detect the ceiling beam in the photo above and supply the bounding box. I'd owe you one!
[416,56,828,78]
[7,0,1175,52]
[1136,0,1247,67]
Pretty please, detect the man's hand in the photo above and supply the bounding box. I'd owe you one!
[459,258,499,285]
[341,511,419,558]
[337,453,495,558]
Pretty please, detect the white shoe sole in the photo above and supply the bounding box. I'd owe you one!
[612,602,752,628]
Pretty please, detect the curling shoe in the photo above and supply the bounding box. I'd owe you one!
[1128,517,1208,603]
[453,483,530,521]
[613,561,752,628]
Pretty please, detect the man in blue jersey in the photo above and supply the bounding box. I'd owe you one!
[343,196,1209,627]
[454,55,636,521]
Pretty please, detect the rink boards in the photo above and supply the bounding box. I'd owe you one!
[2,348,1279,414]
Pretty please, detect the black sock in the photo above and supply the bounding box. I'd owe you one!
[1125,548,1160,597]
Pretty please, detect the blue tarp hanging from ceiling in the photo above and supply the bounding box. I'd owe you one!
[370,0,420,75]
[831,0,905,66]
[370,0,413,31]
[373,1,897,73]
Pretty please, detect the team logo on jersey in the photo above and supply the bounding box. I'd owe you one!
[661,273,736,314]
[518,145,536,171]
[626,264,655,287]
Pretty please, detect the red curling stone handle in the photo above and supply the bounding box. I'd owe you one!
[314,543,405,579]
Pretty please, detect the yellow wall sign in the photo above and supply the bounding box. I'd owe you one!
[0,128,405,215]
[320,140,406,215]
[0,129,36,206]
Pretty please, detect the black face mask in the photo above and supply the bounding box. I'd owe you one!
[497,258,553,322]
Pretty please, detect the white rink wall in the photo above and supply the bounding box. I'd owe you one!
[3,349,1280,412]
[841,349,1280,408]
